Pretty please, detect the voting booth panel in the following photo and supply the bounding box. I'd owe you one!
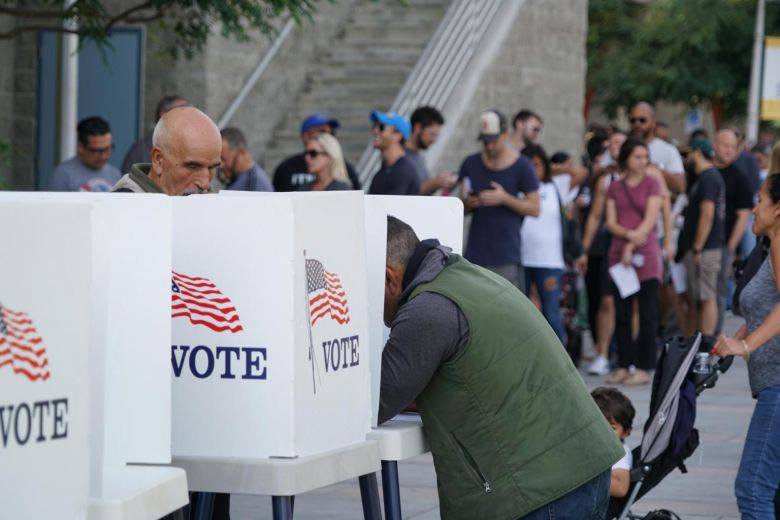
[0,202,92,519]
[171,193,371,459]
[364,196,464,426]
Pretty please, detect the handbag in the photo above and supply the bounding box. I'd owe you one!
[732,237,770,316]
[551,182,583,265]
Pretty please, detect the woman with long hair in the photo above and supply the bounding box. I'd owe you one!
[604,139,663,386]
[303,133,351,191]
[713,173,780,517]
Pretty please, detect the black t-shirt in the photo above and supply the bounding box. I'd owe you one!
[718,163,754,240]
[367,155,421,195]
[678,167,725,255]
[272,153,362,192]
[303,179,352,191]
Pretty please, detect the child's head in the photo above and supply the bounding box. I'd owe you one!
[592,386,635,441]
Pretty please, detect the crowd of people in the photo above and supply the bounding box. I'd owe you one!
[41,95,780,516]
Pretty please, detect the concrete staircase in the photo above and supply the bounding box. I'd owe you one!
[261,0,449,176]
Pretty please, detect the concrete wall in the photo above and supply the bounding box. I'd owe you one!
[433,0,588,173]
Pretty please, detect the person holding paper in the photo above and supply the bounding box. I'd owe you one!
[605,139,663,386]
[112,107,221,195]
[379,216,623,520]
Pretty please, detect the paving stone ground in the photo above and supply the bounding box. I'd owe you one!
[231,314,753,519]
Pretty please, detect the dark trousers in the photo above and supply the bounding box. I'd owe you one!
[614,278,659,371]
[585,255,608,345]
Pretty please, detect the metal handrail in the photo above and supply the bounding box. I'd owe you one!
[217,18,296,129]
[356,0,505,185]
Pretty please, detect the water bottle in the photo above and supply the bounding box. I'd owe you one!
[693,352,711,375]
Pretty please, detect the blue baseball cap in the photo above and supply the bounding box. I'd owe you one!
[370,110,411,140]
[300,113,339,135]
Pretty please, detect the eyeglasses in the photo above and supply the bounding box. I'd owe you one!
[85,143,115,155]
[629,117,648,124]
[304,150,327,159]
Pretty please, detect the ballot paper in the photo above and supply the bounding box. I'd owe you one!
[609,263,640,298]
[670,261,688,294]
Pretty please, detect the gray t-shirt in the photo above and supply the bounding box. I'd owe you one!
[47,157,122,192]
[405,148,430,184]
[740,256,780,396]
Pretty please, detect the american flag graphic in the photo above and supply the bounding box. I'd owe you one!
[306,259,350,326]
[0,304,50,382]
[171,271,244,333]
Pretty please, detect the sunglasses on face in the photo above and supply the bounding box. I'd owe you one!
[373,123,386,132]
[304,150,327,159]
[629,117,648,124]
[85,143,115,155]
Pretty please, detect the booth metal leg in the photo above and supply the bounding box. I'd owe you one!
[272,496,294,520]
[381,461,402,520]
[191,492,215,520]
[358,473,382,520]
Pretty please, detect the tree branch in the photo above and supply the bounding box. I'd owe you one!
[0,25,81,39]
[0,4,66,19]
[104,0,156,30]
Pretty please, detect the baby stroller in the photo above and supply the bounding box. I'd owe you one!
[607,333,733,519]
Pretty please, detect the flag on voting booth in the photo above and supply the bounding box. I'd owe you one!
[172,192,372,459]
[0,200,92,519]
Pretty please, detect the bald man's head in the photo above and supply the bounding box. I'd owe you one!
[150,107,221,196]
[714,129,739,167]
[629,102,656,142]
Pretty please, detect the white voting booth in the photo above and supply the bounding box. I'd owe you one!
[171,192,372,459]
[0,200,92,519]
[0,193,186,519]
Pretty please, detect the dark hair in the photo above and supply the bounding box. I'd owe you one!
[767,173,780,204]
[751,143,772,155]
[77,116,111,146]
[410,106,444,129]
[617,138,648,171]
[550,151,570,164]
[221,127,247,150]
[688,128,708,144]
[522,143,551,181]
[155,95,188,121]
[512,109,542,128]
[592,387,635,433]
[386,216,420,268]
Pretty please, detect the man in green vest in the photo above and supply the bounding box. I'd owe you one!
[379,216,623,519]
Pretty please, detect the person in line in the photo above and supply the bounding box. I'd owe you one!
[713,128,754,334]
[713,173,780,519]
[302,133,351,191]
[219,127,273,192]
[605,139,664,386]
[405,105,455,195]
[458,109,540,292]
[121,94,189,173]
[367,110,420,195]
[520,144,580,344]
[629,102,685,195]
[47,116,122,192]
[577,130,626,376]
[379,216,622,519]
[509,108,544,153]
[676,139,725,337]
[272,113,361,191]
[591,387,636,498]
[112,106,220,195]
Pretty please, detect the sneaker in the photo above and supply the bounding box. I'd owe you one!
[587,355,610,376]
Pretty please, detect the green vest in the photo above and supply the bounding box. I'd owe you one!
[410,255,623,519]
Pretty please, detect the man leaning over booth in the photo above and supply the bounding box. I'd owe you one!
[112,106,221,195]
[379,216,623,520]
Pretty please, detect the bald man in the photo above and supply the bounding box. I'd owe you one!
[112,106,221,195]
[629,102,685,195]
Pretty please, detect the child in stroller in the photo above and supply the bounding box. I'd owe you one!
[605,333,733,520]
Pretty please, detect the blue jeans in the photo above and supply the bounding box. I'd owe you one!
[525,267,565,344]
[520,470,610,519]
[735,384,780,519]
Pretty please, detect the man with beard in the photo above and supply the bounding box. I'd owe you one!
[405,106,455,194]
[112,106,221,195]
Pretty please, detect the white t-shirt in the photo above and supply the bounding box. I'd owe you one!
[648,138,684,175]
[520,181,566,269]
[612,443,633,471]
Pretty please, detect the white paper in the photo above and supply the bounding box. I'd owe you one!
[670,262,688,294]
[609,263,641,298]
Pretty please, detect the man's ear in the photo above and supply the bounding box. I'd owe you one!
[151,146,164,172]
[385,265,403,297]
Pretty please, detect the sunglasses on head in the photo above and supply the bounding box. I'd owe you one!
[629,117,648,124]
[304,150,327,159]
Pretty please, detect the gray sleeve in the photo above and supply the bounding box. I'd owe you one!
[378,291,469,423]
